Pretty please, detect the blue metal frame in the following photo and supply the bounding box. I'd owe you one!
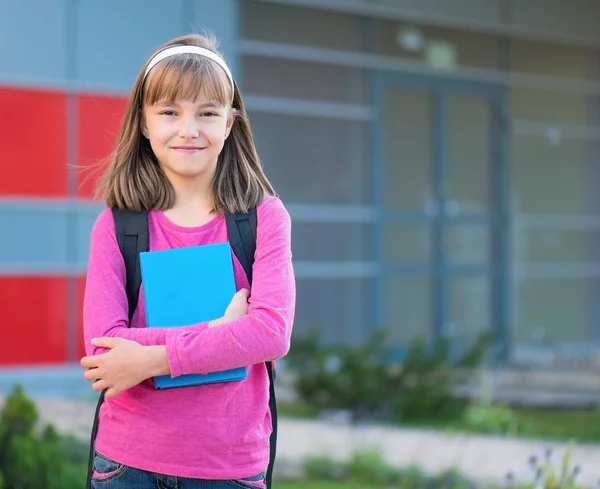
[372,72,510,362]
[66,0,79,363]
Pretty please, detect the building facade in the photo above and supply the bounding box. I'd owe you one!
[1,0,600,366]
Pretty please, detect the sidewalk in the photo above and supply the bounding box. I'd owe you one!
[275,418,600,485]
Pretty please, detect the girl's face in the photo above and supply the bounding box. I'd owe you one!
[142,91,234,183]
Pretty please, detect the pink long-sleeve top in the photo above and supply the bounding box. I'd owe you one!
[83,196,295,479]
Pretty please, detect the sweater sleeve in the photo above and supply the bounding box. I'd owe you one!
[165,197,296,377]
[82,209,208,356]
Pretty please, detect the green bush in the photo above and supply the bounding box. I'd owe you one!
[299,451,475,488]
[286,328,491,423]
[432,468,475,489]
[461,404,523,435]
[302,455,347,481]
[396,464,427,489]
[346,450,399,485]
[0,384,88,489]
[296,445,594,489]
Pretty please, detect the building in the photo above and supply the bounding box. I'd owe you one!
[1,0,599,367]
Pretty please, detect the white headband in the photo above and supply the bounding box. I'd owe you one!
[143,46,235,102]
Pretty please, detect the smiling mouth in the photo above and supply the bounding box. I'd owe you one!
[172,146,205,153]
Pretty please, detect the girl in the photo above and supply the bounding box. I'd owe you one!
[80,33,295,489]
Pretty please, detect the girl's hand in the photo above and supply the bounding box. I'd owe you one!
[81,338,168,398]
[225,288,250,320]
[209,289,250,328]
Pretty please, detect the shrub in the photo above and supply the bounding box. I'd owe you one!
[461,404,523,435]
[0,384,88,489]
[286,328,491,423]
[302,455,347,481]
[299,450,475,488]
[346,449,399,485]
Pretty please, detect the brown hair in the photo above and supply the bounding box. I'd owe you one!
[94,33,276,214]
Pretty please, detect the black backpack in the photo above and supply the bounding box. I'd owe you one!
[86,207,278,489]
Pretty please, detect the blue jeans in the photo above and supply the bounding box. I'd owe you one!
[91,453,266,489]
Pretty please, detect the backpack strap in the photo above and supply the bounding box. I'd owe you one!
[225,208,278,489]
[225,208,257,285]
[263,359,278,488]
[112,209,150,321]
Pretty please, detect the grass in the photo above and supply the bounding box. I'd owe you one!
[278,402,600,443]
[407,407,600,443]
[507,407,600,442]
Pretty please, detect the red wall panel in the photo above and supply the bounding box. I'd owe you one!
[0,87,67,196]
[0,277,67,365]
[77,95,128,198]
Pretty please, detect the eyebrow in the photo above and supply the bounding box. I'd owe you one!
[155,101,223,108]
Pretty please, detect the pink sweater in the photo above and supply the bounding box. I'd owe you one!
[83,196,295,479]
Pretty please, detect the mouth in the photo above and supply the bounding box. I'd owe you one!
[172,146,205,153]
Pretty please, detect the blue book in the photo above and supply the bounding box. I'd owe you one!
[139,243,247,389]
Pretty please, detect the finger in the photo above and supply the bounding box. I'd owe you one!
[81,355,100,369]
[92,380,110,392]
[91,337,121,348]
[104,387,121,399]
[83,368,102,382]
[237,289,250,299]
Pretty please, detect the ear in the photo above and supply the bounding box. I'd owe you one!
[225,109,235,139]
[140,112,149,139]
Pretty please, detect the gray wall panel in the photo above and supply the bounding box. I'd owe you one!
[0,200,103,273]
[74,204,104,270]
[0,0,239,89]
[75,0,240,91]
[76,0,186,90]
[378,0,503,24]
[0,0,68,85]
[251,0,600,46]
[512,0,600,42]
[191,0,240,77]
[0,200,69,272]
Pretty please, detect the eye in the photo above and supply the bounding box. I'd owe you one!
[159,110,177,116]
[201,112,219,117]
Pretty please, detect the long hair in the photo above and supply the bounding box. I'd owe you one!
[94,33,276,214]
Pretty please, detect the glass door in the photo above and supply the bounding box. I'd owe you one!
[374,73,509,357]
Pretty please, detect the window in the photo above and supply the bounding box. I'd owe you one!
[250,112,371,205]
[378,20,501,70]
[294,278,374,345]
[241,56,369,104]
[242,1,374,53]
[292,222,374,261]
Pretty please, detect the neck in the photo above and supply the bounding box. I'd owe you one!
[163,170,215,226]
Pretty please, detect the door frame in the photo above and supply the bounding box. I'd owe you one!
[372,71,511,362]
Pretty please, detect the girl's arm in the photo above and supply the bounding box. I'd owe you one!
[163,197,295,377]
[82,209,211,356]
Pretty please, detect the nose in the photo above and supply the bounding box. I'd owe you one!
[178,115,200,139]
